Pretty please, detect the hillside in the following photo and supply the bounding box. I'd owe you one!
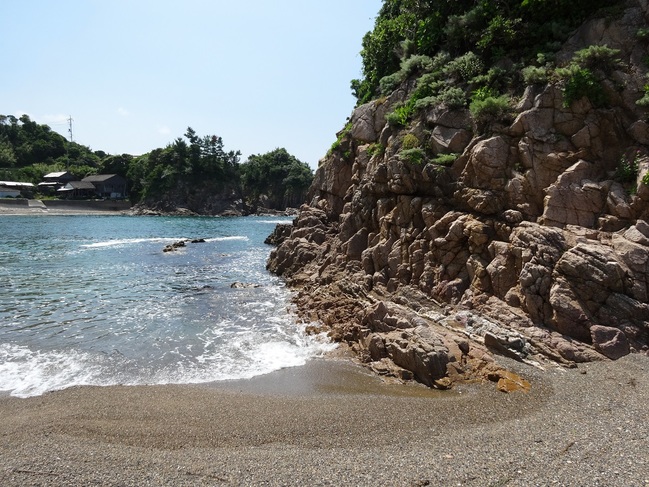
[0,120,313,215]
[268,0,649,390]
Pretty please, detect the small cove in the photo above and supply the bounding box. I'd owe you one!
[0,215,335,397]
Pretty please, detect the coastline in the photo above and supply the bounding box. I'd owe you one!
[0,200,299,217]
[1,355,648,486]
[0,199,130,216]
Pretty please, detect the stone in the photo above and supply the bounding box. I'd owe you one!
[384,326,451,386]
[264,224,292,246]
[163,240,187,252]
[590,325,630,359]
[230,282,261,289]
[496,371,532,393]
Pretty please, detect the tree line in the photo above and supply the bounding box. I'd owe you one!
[0,114,313,211]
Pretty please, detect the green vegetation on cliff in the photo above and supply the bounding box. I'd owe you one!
[352,0,613,105]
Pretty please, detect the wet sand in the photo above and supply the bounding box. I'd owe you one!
[1,354,648,486]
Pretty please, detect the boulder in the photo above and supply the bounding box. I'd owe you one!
[590,325,630,359]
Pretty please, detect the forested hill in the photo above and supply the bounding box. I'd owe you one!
[0,114,313,214]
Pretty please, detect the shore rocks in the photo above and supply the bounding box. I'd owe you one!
[267,4,649,391]
[264,223,293,246]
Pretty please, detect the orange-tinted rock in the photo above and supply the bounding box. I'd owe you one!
[496,371,531,393]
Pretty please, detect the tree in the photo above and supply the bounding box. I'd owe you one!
[241,148,313,210]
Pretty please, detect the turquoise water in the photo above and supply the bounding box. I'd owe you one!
[0,215,334,397]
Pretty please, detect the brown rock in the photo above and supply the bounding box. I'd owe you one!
[590,325,630,360]
[496,371,532,393]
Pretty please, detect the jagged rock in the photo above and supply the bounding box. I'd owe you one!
[265,3,649,392]
[382,326,451,387]
[163,240,187,252]
[264,223,292,246]
[541,160,608,228]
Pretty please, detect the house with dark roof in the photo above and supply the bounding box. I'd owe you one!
[82,174,127,199]
[57,181,97,199]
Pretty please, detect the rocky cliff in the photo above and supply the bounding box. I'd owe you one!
[132,181,247,216]
[268,2,649,390]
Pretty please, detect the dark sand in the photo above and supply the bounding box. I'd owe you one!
[1,354,648,486]
[2,200,647,484]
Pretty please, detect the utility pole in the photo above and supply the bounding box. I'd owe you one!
[66,115,73,171]
[67,116,74,143]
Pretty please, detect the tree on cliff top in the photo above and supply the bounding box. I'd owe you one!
[352,0,613,104]
[240,148,313,211]
[127,127,242,203]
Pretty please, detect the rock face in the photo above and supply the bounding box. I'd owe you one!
[133,181,248,216]
[267,4,649,390]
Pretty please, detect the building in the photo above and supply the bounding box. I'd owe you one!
[0,181,35,198]
[82,174,127,199]
[57,181,97,199]
[38,171,77,194]
[0,185,22,198]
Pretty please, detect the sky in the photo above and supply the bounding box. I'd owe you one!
[0,1,382,169]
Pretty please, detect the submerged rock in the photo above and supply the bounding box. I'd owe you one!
[230,282,261,289]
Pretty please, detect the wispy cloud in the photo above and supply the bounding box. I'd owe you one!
[39,113,70,123]
[158,126,171,135]
[117,107,130,117]
[12,112,70,128]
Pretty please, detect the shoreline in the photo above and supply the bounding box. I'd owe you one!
[0,199,130,216]
[0,200,299,217]
[1,354,648,485]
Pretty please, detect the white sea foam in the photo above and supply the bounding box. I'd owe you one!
[81,236,248,248]
[256,220,294,225]
[0,344,102,398]
[206,236,249,242]
[0,324,337,398]
[81,238,174,248]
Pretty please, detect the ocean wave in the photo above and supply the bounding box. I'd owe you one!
[80,235,248,249]
[0,344,104,398]
[0,325,337,398]
[256,220,294,225]
[81,238,174,248]
[206,236,249,242]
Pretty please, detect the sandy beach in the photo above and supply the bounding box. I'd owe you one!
[1,354,648,486]
[2,200,647,485]
[0,199,130,216]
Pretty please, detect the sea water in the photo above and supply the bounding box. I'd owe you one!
[0,215,335,397]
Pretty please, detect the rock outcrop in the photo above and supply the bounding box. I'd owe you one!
[268,3,649,390]
[133,185,247,216]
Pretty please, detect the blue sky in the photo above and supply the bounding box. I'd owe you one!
[1,1,381,168]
